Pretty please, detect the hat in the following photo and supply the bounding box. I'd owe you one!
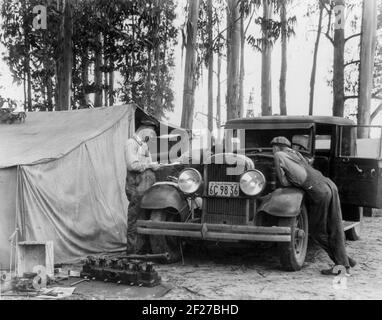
[292,135,309,150]
[270,136,292,148]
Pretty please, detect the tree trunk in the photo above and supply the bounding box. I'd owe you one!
[42,25,53,111]
[54,63,59,109]
[23,73,26,111]
[155,44,161,114]
[44,56,53,111]
[26,62,32,111]
[71,43,76,110]
[217,53,222,128]
[261,0,273,116]
[332,0,345,117]
[22,1,32,112]
[109,69,115,106]
[309,4,324,116]
[207,0,214,132]
[279,0,287,115]
[154,12,163,118]
[56,0,73,111]
[108,35,115,106]
[41,84,46,108]
[81,48,90,107]
[104,56,109,107]
[103,34,109,108]
[227,0,242,121]
[94,33,103,108]
[181,0,200,129]
[130,15,137,103]
[357,0,378,138]
[239,1,245,117]
[46,77,53,111]
[146,49,152,112]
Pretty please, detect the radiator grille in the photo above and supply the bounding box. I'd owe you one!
[204,198,247,225]
[204,164,247,225]
[207,164,240,182]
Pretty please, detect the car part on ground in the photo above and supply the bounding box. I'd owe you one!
[80,256,161,287]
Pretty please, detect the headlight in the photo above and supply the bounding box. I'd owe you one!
[178,168,203,194]
[240,170,266,196]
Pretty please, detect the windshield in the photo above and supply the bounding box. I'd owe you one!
[241,129,313,153]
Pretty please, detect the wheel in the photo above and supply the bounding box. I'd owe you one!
[149,210,181,264]
[345,223,361,241]
[277,204,309,271]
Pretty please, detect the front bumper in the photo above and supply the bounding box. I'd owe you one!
[137,220,292,242]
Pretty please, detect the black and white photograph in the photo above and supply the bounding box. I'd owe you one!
[0,0,381,304]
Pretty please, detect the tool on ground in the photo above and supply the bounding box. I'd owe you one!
[119,252,170,262]
[70,278,90,287]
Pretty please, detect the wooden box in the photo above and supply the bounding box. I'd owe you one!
[17,241,54,278]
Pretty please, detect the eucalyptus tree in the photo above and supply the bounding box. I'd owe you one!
[276,0,295,116]
[226,0,242,120]
[1,0,178,118]
[181,0,201,129]
[247,0,295,116]
[357,0,378,138]
[56,0,73,111]
[308,0,325,115]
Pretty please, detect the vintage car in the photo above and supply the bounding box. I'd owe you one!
[137,116,382,271]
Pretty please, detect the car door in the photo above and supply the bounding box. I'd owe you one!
[331,125,382,209]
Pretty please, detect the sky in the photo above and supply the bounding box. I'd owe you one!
[0,0,380,128]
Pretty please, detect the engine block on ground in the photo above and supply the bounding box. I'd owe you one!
[80,257,161,287]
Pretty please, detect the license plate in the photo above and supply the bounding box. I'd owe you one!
[208,182,240,197]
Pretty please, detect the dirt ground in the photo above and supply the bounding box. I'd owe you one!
[155,216,382,300]
[2,215,382,300]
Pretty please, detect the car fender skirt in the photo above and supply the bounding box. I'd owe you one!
[258,188,305,217]
[141,184,188,216]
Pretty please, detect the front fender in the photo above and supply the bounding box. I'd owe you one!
[258,188,305,217]
[140,183,189,220]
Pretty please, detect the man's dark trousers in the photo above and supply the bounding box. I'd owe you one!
[125,169,156,253]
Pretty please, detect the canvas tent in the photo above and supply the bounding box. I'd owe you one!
[0,105,137,267]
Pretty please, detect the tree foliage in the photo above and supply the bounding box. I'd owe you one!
[246,0,296,52]
[0,0,178,119]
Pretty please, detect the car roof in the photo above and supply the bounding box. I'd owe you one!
[225,116,355,128]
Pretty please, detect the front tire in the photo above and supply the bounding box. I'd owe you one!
[149,210,182,264]
[278,204,309,271]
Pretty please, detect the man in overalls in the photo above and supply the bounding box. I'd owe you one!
[271,136,356,275]
[125,125,160,254]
